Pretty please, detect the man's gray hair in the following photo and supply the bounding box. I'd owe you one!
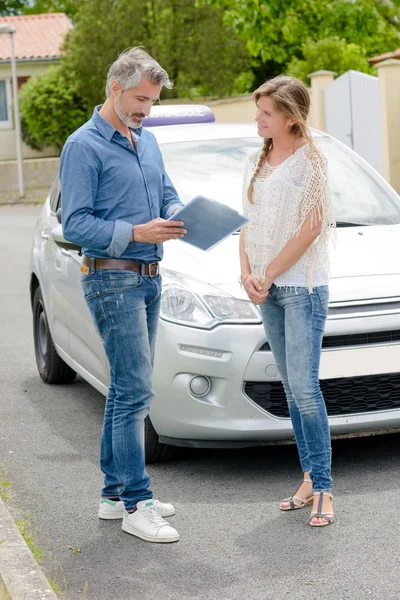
[105,47,172,97]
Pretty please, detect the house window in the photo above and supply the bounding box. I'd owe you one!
[0,80,12,129]
[0,81,8,121]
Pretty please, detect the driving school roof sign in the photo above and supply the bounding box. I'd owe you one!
[143,105,215,127]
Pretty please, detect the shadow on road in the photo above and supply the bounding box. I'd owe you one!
[24,372,400,500]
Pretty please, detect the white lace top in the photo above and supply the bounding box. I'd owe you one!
[242,144,335,291]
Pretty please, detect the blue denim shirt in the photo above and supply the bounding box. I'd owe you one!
[60,106,183,262]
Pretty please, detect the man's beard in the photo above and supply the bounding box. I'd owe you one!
[114,96,145,129]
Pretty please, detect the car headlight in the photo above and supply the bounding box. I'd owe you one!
[160,269,261,329]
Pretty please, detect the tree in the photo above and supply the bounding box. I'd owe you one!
[0,0,27,15]
[287,38,374,83]
[20,0,253,150]
[199,0,400,76]
[0,0,79,16]
[139,0,254,98]
[22,0,80,18]
[19,66,87,150]
[60,0,252,108]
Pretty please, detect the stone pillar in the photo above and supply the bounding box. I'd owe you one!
[375,58,400,194]
[307,70,336,131]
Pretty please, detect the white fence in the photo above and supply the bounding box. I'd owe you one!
[324,70,383,174]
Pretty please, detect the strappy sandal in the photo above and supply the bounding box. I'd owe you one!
[309,492,334,527]
[280,478,314,511]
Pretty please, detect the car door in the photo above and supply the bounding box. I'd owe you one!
[50,193,109,390]
[38,179,70,354]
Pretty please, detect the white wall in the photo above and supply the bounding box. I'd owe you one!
[0,60,59,161]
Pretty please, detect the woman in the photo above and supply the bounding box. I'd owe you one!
[239,75,336,527]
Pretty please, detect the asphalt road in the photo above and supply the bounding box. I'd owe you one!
[1,205,400,600]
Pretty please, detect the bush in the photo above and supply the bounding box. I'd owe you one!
[19,66,88,151]
[21,114,43,151]
[287,37,374,83]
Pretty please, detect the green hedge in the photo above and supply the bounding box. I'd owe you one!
[19,66,88,151]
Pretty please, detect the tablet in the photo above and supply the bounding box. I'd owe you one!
[168,195,249,251]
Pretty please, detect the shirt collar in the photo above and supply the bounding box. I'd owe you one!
[93,105,143,142]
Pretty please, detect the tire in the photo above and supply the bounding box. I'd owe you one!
[145,416,177,463]
[33,286,76,384]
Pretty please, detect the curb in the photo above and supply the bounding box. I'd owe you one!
[0,498,57,600]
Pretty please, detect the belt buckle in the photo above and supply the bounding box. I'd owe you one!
[148,262,159,277]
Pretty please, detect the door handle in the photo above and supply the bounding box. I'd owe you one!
[61,248,72,257]
[40,231,50,240]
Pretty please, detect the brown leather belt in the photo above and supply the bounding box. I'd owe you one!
[82,256,160,277]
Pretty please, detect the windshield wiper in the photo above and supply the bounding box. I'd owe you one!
[336,221,366,227]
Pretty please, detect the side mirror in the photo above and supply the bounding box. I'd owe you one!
[51,225,82,253]
[56,208,62,224]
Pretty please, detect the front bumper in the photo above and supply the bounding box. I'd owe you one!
[151,310,400,445]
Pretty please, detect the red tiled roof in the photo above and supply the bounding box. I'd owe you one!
[0,13,72,61]
[368,48,400,65]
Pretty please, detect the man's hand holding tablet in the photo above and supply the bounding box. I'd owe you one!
[168,195,248,251]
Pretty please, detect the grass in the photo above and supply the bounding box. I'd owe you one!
[0,576,11,600]
[0,467,71,598]
[14,515,44,564]
[15,515,67,597]
[0,469,12,502]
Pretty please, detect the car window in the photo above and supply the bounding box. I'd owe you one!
[318,137,400,226]
[161,137,400,225]
[49,178,61,213]
[162,138,260,212]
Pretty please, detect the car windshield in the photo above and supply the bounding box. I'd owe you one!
[161,136,400,226]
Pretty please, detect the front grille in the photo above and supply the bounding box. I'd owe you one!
[244,373,400,418]
[323,330,400,348]
[259,330,400,352]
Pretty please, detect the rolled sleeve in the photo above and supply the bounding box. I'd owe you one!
[163,203,183,219]
[105,219,133,257]
[160,171,183,220]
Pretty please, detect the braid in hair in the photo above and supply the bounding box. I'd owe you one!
[247,138,272,204]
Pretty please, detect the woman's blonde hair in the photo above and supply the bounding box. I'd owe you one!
[248,75,318,203]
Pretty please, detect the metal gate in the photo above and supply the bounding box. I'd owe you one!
[324,70,383,174]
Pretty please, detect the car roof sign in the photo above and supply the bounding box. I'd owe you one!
[143,104,215,127]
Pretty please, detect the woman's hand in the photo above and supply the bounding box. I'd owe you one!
[261,275,273,295]
[243,275,269,305]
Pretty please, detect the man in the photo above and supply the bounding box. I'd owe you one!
[60,47,186,543]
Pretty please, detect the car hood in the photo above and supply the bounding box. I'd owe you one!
[162,224,400,303]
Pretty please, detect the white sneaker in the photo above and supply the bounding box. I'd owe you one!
[152,499,175,517]
[98,497,175,520]
[122,500,179,543]
[98,498,125,520]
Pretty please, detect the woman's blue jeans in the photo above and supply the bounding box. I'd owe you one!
[81,265,162,510]
[259,284,332,492]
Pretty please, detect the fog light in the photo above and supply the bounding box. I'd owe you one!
[189,375,211,397]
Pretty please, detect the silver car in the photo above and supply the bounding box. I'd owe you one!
[30,121,400,461]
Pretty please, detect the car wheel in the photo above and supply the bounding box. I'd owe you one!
[33,286,76,384]
[145,416,177,463]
